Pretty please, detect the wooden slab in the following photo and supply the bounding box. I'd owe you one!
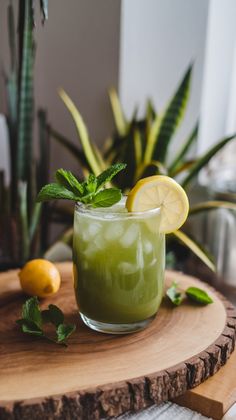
[0,262,235,420]
[175,343,236,419]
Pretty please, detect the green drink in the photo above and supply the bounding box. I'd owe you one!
[73,197,165,333]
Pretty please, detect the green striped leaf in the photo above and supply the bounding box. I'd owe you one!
[189,200,236,215]
[152,65,192,163]
[59,88,102,176]
[181,134,236,189]
[109,88,127,136]
[168,122,198,175]
[17,0,34,181]
[173,230,215,272]
[50,127,89,170]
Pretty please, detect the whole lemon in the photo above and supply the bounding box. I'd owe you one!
[19,259,61,298]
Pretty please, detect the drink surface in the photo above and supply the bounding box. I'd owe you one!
[73,200,165,324]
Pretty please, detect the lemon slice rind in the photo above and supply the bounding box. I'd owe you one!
[126,176,189,234]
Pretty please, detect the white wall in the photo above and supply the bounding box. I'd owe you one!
[119,0,209,159]
[198,0,236,169]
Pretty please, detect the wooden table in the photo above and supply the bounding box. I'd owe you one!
[0,263,235,419]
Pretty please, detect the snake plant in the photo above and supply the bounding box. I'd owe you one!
[49,65,236,271]
[0,1,49,269]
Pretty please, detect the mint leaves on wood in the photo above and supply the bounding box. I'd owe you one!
[37,163,126,207]
[16,297,76,346]
[166,282,213,306]
[186,287,213,304]
[166,281,184,306]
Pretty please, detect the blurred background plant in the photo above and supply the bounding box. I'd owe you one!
[0,0,50,269]
[48,65,236,271]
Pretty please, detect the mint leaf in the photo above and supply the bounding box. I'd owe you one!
[166,282,184,306]
[37,183,79,202]
[42,304,64,327]
[92,188,122,207]
[16,298,76,346]
[37,163,127,207]
[22,296,42,328]
[82,174,97,194]
[55,169,84,196]
[56,323,76,343]
[186,287,213,305]
[96,163,127,190]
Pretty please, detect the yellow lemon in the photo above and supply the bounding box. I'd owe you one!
[19,259,61,298]
[126,175,189,234]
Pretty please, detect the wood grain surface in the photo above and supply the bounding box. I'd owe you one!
[0,262,235,420]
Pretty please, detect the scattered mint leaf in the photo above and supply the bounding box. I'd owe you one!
[96,163,127,190]
[56,324,76,343]
[186,287,213,305]
[37,183,79,202]
[22,296,42,328]
[22,322,44,336]
[16,298,76,346]
[42,304,64,327]
[166,282,184,306]
[55,169,84,196]
[92,188,122,207]
[16,319,43,336]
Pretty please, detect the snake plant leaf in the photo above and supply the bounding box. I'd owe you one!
[7,3,17,72]
[17,0,34,182]
[146,98,156,121]
[134,129,142,167]
[59,88,101,176]
[170,160,196,177]
[49,128,89,170]
[135,160,167,182]
[108,88,127,137]
[152,64,192,163]
[173,230,215,272]
[144,113,162,163]
[91,143,107,171]
[189,200,236,215]
[38,109,50,188]
[18,181,30,262]
[168,122,198,175]
[181,133,236,189]
[40,0,48,23]
[29,202,42,242]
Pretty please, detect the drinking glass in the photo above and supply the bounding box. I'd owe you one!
[73,197,165,334]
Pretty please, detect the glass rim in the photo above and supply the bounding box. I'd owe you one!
[74,197,161,220]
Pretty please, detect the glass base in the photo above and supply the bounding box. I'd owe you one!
[80,312,156,334]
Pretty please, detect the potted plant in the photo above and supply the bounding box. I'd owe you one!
[0,0,50,270]
[48,65,236,271]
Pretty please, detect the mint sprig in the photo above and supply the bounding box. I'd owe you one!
[166,282,213,306]
[36,163,127,207]
[16,297,76,346]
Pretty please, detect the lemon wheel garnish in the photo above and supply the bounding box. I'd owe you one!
[126,175,189,233]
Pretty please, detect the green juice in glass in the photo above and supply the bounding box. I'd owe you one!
[73,197,165,334]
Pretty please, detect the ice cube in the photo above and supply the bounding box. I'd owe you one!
[87,222,102,237]
[104,223,124,241]
[94,235,106,250]
[118,262,138,275]
[83,243,98,259]
[143,239,153,254]
[120,224,139,248]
